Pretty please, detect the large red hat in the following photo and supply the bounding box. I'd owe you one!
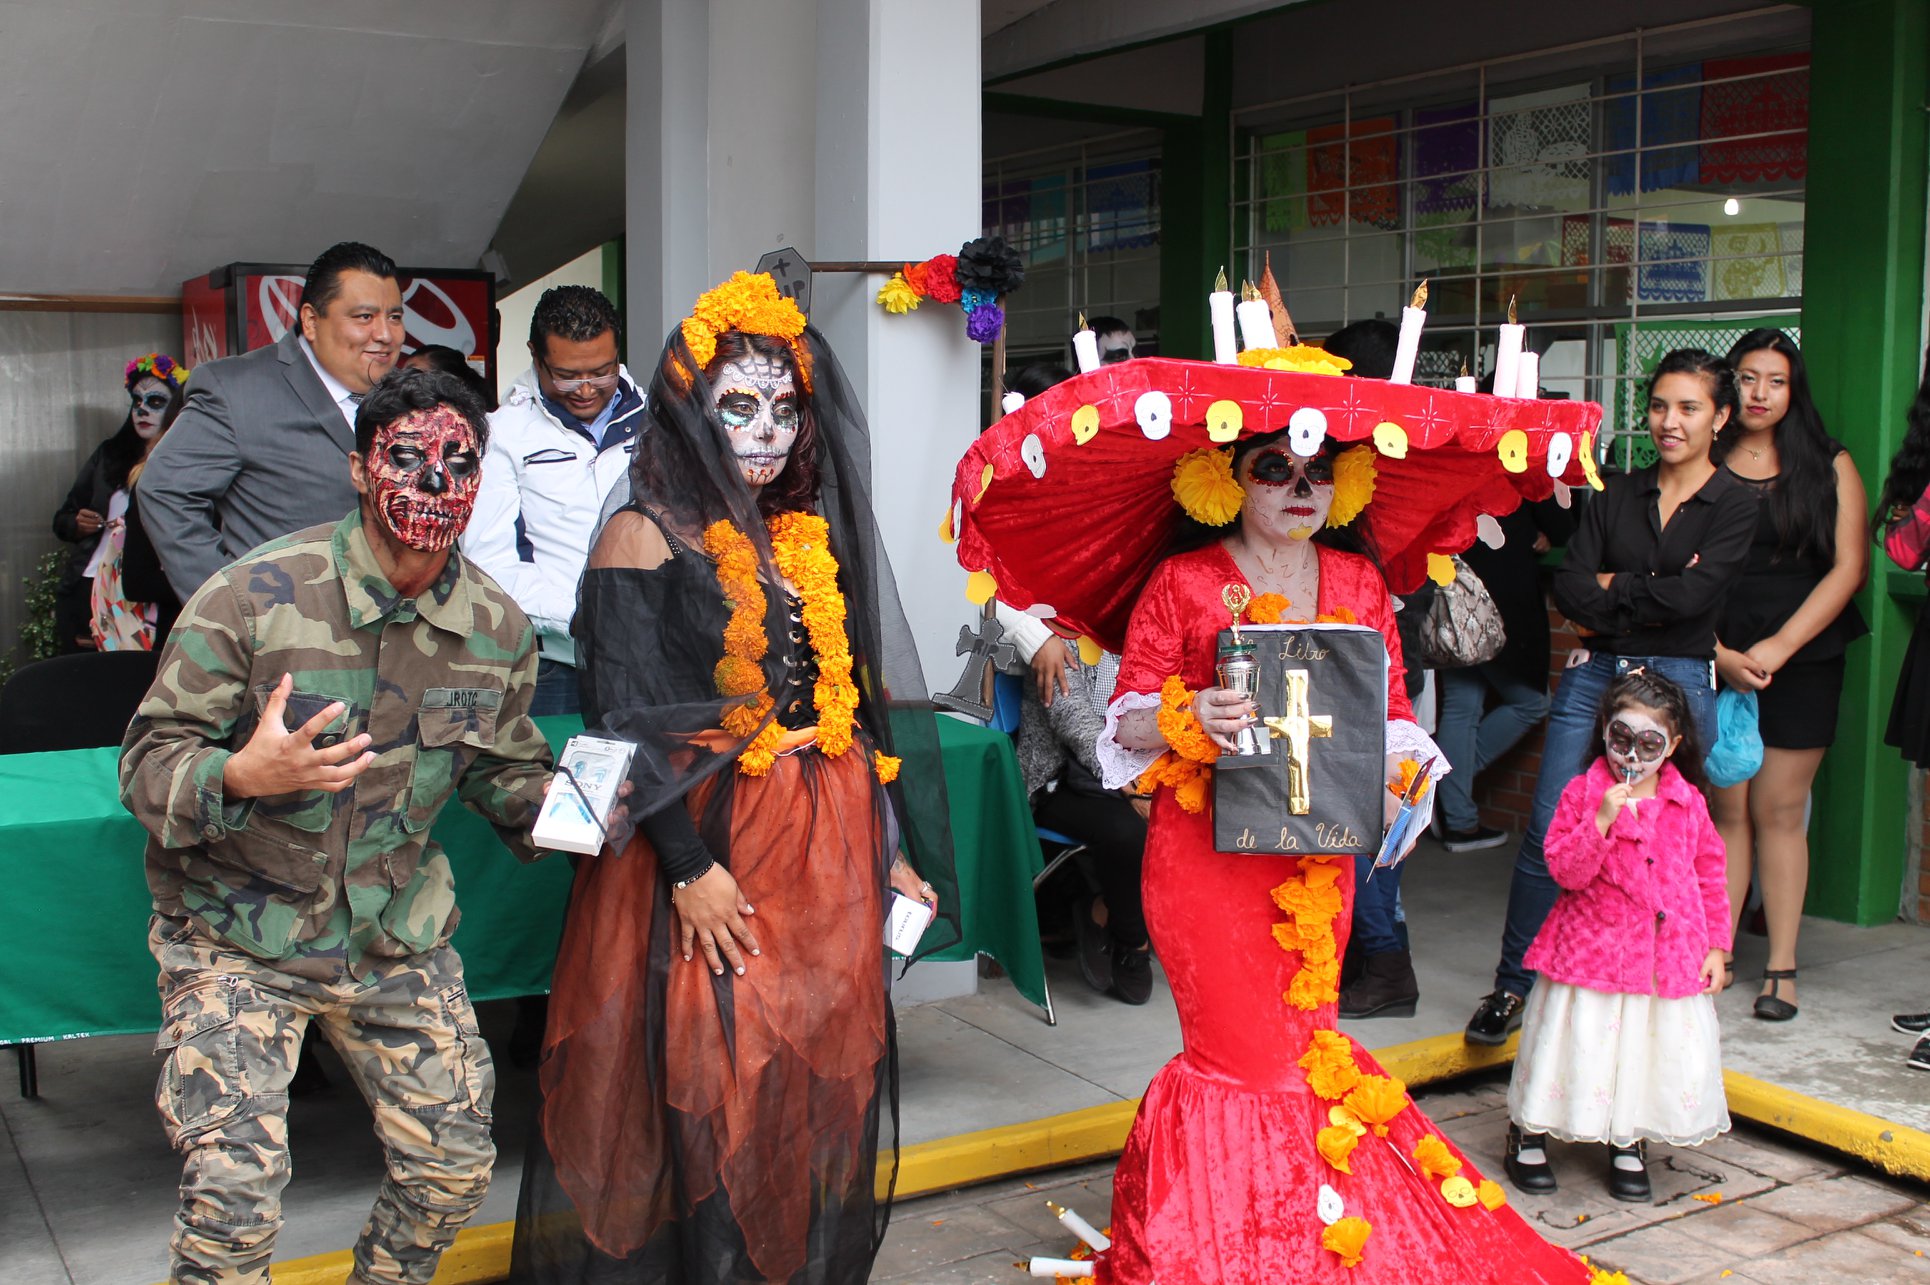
[950,356,1605,655]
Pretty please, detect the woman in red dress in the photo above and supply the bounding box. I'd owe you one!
[1088,429,1594,1283]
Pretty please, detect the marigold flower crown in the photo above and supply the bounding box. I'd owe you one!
[680,271,812,391]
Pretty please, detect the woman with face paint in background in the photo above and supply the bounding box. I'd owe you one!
[509,274,958,1285]
[1504,669,1732,1203]
[49,353,188,652]
[1467,349,1759,1055]
[1708,330,1869,1023]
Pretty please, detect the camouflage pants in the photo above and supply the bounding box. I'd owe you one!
[149,917,496,1285]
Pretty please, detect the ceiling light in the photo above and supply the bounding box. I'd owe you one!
[1723,198,1741,216]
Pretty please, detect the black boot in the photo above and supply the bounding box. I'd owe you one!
[1338,950,1419,1019]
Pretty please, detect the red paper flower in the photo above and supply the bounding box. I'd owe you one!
[921,254,962,304]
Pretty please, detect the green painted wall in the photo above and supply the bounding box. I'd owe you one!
[1798,0,1928,923]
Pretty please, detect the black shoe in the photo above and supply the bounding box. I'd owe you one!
[1504,1125,1556,1193]
[1339,950,1419,1019]
[1465,990,1526,1045]
[1754,969,1798,1022]
[1109,944,1153,1006]
[1437,825,1508,853]
[1607,1143,1650,1202]
[1908,1037,1930,1072]
[1893,1011,1930,1036]
[1071,896,1112,996]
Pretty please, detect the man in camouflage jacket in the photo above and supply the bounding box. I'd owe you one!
[121,367,556,1285]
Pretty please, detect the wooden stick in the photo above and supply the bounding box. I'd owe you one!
[0,293,179,314]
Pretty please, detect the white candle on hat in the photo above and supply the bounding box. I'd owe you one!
[1072,313,1101,374]
[1028,1259,1096,1278]
[1235,281,1274,352]
[1210,266,1238,364]
[1389,280,1428,385]
[1493,294,1523,398]
[1515,349,1540,399]
[1455,361,1477,394]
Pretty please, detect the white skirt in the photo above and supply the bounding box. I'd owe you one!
[1507,980,1730,1148]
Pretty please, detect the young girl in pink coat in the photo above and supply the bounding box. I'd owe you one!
[1504,669,1732,1203]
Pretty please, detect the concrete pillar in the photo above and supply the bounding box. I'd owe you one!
[624,0,711,353]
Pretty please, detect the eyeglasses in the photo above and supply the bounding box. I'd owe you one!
[540,357,620,394]
[1605,719,1670,762]
[130,392,170,413]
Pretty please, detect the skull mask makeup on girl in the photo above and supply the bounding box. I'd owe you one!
[364,404,482,551]
[1602,706,1679,786]
[1239,446,1335,541]
[129,376,171,440]
[712,354,799,488]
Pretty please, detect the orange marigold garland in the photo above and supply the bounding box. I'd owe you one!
[706,513,893,782]
[1298,1029,1363,1100]
[1342,1074,1409,1137]
[1413,1134,1463,1182]
[1271,856,1347,1010]
[1247,592,1291,624]
[1136,676,1220,813]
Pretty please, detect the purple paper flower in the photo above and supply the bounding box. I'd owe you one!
[965,304,1005,344]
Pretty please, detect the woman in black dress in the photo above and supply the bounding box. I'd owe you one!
[1712,329,1869,1022]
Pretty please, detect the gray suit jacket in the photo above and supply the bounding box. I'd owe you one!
[141,328,360,600]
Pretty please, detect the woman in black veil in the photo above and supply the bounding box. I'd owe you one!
[510,272,958,1284]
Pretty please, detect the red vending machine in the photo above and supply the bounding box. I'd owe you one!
[181,263,498,398]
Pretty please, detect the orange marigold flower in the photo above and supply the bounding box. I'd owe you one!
[681,270,807,371]
[713,655,765,697]
[1286,958,1341,1010]
[874,753,901,783]
[1247,592,1291,624]
[1477,1179,1507,1210]
[1137,752,1213,814]
[1343,1074,1408,1136]
[1172,768,1211,814]
[1298,1030,1362,1100]
[1316,605,1360,625]
[1413,1134,1463,1182]
[1315,1124,1359,1174]
[1320,1216,1371,1268]
[1155,675,1221,764]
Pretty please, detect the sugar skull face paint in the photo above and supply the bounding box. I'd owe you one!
[1603,705,1677,786]
[129,376,170,440]
[1240,447,1334,542]
[364,404,482,551]
[711,354,799,489]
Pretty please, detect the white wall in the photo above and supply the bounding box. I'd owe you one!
[495,246,609,391]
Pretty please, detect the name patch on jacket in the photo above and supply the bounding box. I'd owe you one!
[421,687,503,711]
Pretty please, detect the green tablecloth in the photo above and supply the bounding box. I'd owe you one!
[0,712,1043,1044]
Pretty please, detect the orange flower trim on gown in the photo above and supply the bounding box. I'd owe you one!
[1090,544,1593,1284]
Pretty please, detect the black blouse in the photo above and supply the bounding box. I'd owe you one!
[1717,460,1869,662]
[1552,464,1760,659]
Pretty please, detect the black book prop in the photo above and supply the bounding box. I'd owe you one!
[1211,623,1388,856]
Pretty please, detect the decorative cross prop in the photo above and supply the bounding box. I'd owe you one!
[1264,669,1335,815]
[933,617,1018,722]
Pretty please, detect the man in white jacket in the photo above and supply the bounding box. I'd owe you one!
[462,285,645,715]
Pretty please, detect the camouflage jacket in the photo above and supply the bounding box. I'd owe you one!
[121,510,555,974]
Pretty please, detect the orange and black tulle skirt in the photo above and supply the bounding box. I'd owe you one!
[508,744,892,1285]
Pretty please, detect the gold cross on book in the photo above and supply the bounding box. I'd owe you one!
[1265,669,1334,815]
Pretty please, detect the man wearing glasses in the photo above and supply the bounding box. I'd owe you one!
[462,285,644,717]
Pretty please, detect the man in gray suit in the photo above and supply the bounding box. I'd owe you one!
[143,242,407,601]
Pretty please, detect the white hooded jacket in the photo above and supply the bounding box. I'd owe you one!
[460,366,645,665]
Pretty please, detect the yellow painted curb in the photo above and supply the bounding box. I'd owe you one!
[196,1031,1930,1285]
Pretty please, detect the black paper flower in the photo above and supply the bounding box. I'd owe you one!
[954,235,1025,296]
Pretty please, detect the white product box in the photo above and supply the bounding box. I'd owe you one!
[533,735,636,856]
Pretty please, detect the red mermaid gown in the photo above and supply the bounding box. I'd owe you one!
[1097,544,1591,1285]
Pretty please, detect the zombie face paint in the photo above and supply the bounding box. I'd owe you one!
[362,404,482,551]
[1602,705,1678,786]
[129,376,170,441]
[711,354,799,489]
[1239,447,1334,542]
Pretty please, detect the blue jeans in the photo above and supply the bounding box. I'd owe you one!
[1351,853,1408,955]
[1489,651,1716,999]
[532,658,582,718]
[1434,664,1551,833]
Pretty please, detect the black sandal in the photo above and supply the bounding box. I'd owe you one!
[1754,969,1798,1021]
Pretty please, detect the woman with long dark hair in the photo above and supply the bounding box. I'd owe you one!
[1710,329,1869,1022]
[1466,350,1759,1058]
[509,273,957,1284]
